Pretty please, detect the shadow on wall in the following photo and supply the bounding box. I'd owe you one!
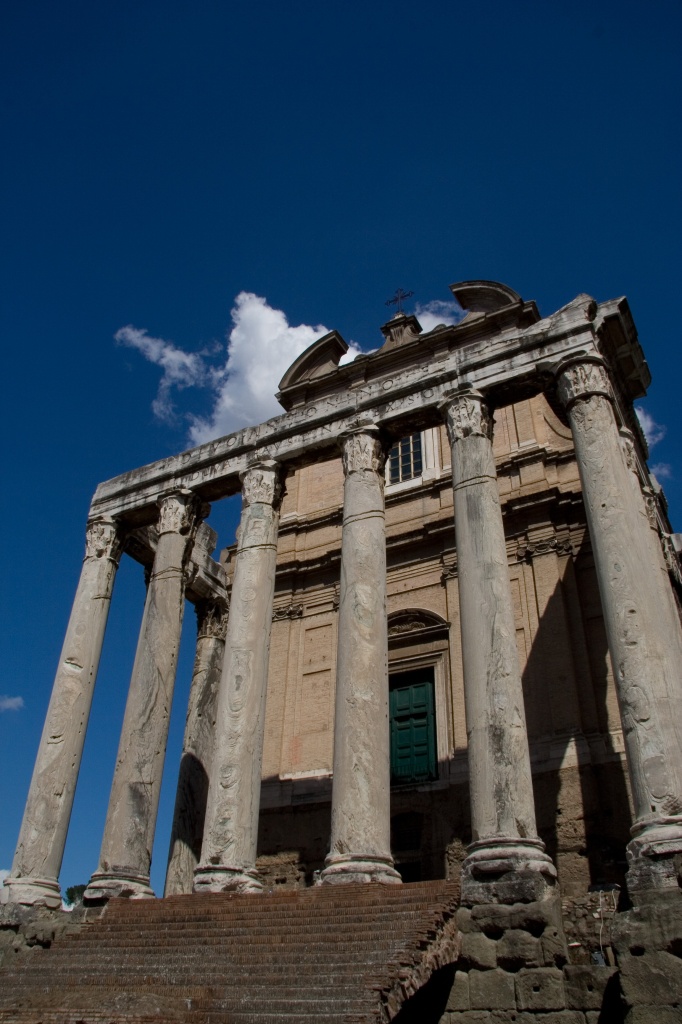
[521,548,632,894]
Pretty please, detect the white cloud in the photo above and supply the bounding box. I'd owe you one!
[117,293,362,446]
[0,695,24,712]
[651,463,673,480]
[189,293,340,445]
[414,299,465,333]
[115,326,209,422]
[635,406,666,449]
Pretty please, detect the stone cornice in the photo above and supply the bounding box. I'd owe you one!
[89,293,643,522]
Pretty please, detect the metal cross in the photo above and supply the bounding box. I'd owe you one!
[385,288,414,314]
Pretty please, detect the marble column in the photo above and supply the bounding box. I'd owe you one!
[556,356,682,891]
[84,491,202,901]
[194,460,281,893]
[164,599,227,896]
[442,387,556,904]
[5,518,122,909]
[321,426,401,885]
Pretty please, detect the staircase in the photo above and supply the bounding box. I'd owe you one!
[0,880,460,1023]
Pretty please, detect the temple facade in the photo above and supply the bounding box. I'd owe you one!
[4,280,682,1022]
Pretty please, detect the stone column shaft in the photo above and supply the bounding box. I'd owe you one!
[443,388,556,904]
[85,491,201,901]
[164,600,227,896]
[5,518,122,908]
[194,461,281,893]
[557,357,682,891]
[321,427,401,885]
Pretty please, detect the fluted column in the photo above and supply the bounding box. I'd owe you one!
[194,460,281,893]
[556,356,682,892]
[321,426,401,885]
[442,387,556,904]
[164,599,227,896]
[85,491,202,901]
[5,518,122,908]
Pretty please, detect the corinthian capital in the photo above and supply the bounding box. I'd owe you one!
[84,517,123,563]
[240,460,281,508]
[341,429,385,476]
[556,357,612,410]
[157,490,204,536]
[442,389,493,444]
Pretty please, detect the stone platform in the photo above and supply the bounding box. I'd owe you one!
[0,880,460,1023]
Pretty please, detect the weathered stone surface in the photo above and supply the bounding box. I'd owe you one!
[85,492,202,900]
[564,965,618,1009]
[469,968,516,1010]
[164,598,227,895]
[515,967,566,1011]
[5,518,122,908]
[617,950,682,1007]
[460,931,498,969]
[557,355,682,890]
[194,462,281,893]
[496,928,544,969]
[321,428,400,885]
[624,1010,682,1024]
[446,970,470,1011]
[443,387,556,903]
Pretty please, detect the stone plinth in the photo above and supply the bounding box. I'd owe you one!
[5,518,122,909]
[321,427,401,885]
[194,461,281,893]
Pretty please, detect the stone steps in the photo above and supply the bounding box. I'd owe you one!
[0,880,460,1022]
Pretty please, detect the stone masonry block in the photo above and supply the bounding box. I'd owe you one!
[625,1009,682,1024]
[446,970,470,1011]
[470,904,512,938]
[496,928,543,969]
[460,931,498,969]
[564,965,617,1010]
[541,925,568,967]
[619,949,682,1007]
[515,967,566,1011]
[469,968,516,1010]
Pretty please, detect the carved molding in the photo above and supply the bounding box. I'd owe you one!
[241,462,281,508]
[84,517,123,563]
[272,604,304,621]
[196,600,229,640]
[341,431,385,476]
[387,609,449,638]
[556,359,612,409]
[443,391,493,444]
[661,534,682,588]
[441,556,458,582]
[516,536,574,562]
[157,491,205,537]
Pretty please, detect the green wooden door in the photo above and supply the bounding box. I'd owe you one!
[390,676,436,783]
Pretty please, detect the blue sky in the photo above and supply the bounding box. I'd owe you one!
[1,0,681,897]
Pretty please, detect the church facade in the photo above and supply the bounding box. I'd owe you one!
[4,280,682,1022]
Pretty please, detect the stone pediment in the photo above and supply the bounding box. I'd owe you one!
[388,608,449,641]
[277,330,349,393]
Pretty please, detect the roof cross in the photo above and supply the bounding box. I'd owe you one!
[385,288,414,314]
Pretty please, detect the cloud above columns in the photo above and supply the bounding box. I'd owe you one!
[116,292,362,445]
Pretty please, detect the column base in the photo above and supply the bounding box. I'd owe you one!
[626,818,682,896]
[2,875,62,910]
[320,854,403,885]
[193,865,263,894]
[83,871,155,903]
[461,838,557,906]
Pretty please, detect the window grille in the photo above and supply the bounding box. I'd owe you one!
[388,433,423,484]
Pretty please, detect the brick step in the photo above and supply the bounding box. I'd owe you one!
[88,916,432,936]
